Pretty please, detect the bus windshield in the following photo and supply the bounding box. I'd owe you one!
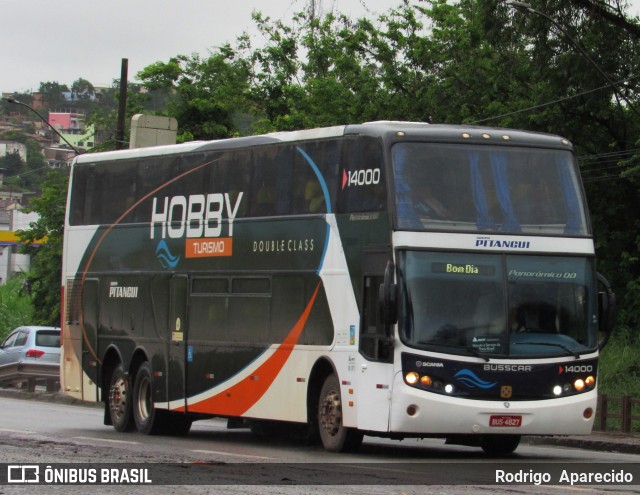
[398,251,598,358]
[392,143,588,235]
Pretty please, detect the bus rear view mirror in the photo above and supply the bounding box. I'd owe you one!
[597,272,616,349]
[379,261,398,336]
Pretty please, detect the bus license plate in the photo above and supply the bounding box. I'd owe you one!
[489,415,522,427]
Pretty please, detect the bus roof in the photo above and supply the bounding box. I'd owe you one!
[74,122,572,164]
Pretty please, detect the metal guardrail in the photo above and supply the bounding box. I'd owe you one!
[595,395,640,433]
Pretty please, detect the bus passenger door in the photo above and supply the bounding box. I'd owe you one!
[356,254,394,432]
[168,275,188,410]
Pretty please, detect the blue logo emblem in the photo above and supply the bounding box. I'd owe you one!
[454,369,497,389]
[156,240,181,269]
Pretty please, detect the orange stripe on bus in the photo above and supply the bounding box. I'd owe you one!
[178,283,321,415]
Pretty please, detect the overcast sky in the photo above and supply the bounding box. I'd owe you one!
[1,0,639,94]
[0,0,395,93]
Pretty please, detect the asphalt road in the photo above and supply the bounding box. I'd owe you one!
[1,393,639,494]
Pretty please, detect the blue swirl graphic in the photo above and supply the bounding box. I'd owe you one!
[454,369,497,389]
[295,146,332,275]
[156,240,181,269]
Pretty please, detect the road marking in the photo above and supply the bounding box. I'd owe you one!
[0,428,35,434]
[191,449,275,460]
[73,436,140,445]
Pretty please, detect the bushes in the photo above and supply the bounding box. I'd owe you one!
[0,276,34,341]
[598,329,640,397]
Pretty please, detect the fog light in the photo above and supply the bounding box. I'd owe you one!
[407,404,418,416]
[405,372,419,385]
[583,407,594,419]
[585,376,596,388]
[420,375,433,387]
[553,385,563,396]
[574,379,585,391]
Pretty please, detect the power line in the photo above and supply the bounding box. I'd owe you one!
[468,75,640,125]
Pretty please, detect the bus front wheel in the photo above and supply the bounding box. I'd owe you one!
[317,374,363,452]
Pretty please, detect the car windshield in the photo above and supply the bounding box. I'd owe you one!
[398,251,598,358]
[392,143,588,235]
[36,331,60,348]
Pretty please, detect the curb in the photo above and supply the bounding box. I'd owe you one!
[526,433,640,455]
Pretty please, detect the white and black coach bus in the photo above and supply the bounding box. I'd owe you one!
[61,122,615,455]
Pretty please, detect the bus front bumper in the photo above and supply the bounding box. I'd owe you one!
[389,378,596,436]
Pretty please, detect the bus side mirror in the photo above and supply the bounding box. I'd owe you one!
[379,261,398,337]
[597,272,616,349]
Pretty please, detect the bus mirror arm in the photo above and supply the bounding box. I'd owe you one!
[379,261,399,338]
[597,272,616,349]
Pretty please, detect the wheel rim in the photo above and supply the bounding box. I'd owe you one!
[109,375,127,422]
[136,376,152,422]
[319,388,342,437]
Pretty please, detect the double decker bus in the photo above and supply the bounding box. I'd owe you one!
[61,122,615,455]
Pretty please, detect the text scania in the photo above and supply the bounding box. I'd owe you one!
[150,192,243,239]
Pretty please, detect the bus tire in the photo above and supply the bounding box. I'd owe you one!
[480,434,521,457]
[132,362,164,435]
[107,363,134,432]
[318,374,363,453]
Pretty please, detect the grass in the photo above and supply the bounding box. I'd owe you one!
[598,330,640,398]
[595,329,640,432]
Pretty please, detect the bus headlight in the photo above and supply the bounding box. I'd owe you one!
[585,376,596,388]
[405,372,419,385]
[574,379,585,391]
[553,385,563,396]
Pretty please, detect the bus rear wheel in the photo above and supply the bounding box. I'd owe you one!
[107,363,134,432]
[318,374,363,452]
[133,362,162,435]
[132,362,192,436]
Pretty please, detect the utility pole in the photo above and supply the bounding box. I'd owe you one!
[115,58,128,150]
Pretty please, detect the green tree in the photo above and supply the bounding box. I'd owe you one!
[137,46,252,141]
[0,276,34,340]
[17,171,68,326]
[70,78,96,101]
[38,81,69,112]
[0,130,49,189]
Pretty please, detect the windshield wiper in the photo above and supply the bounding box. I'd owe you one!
[513,341,581,359]
[466,346,491,362]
